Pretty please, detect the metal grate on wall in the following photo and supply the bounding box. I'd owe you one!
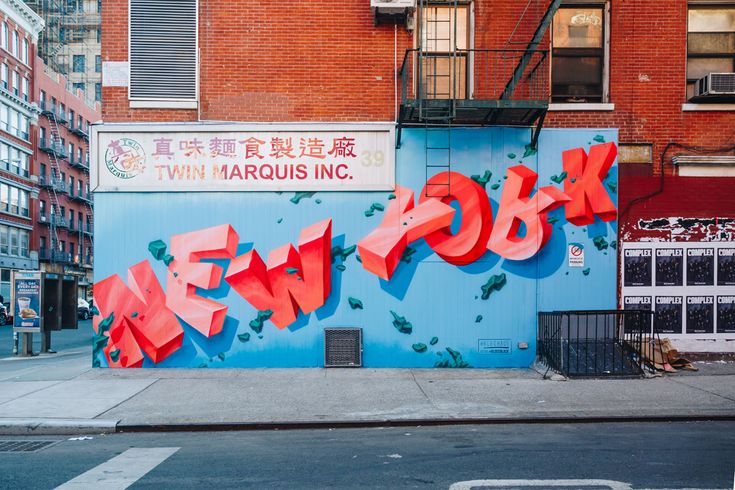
[129,0,198,100]
[324,328,362,368]
[0,440,58,453]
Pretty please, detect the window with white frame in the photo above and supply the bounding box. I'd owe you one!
[21,78,28,102]
[22,38,28,65]
[551,3,608,103]
[418,3,470,100]
[1,24,6,51]
[1,64,7,90]
[686,6,735,101]
[129,0,198,102]
[12,71,19,97]
[12,31,18,58]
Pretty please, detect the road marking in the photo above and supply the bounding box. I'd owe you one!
[449,480,632,490]
[55,447,179,490]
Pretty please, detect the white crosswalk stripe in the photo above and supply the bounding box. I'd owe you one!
[55,447,179,490]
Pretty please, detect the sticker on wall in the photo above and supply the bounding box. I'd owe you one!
[568,243,585,268]
[687,248,715,286]
[686,296,714,334]
[718,249,735,286]
[655,296,683,334]
[717,296,735,333]
[624,249,652,287]
[655,248,683,286]
[624,296,652,311]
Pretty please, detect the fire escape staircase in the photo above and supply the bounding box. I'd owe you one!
[397,0,562,159]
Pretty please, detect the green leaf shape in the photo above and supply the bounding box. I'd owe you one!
[593,135,606,143]
[429,336,439,345]
[507,153,516,159]
[348,297,364,310]
[607,182,617,193]
[238,332,251,343]
[163,254,175,266]
[412,343,428,353]
[217,352,226,361]
[475,315,483,323]
[490,183,500,190]
[285,267,299,275]
[131,312,138,318]
[548,217,559,224]
[610,240,618,250]
[315,199,322,204]
[147,240,167,261]
[290,192,316,204]
[550,171,568,184]
[592,236,609,251]
[364,209,375,217]
[336,264,346,271]
[372,202,385,212]
[401,246,416,263]
[109,349,121,362]
[277,218,283,224]
[523,144,537,158]
[470,170,492,189]
[388,193,396,200]
[583,267,591,276]
[390,310,413,334]
[480,273,507,300]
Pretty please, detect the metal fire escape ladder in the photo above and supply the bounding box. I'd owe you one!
[491,0,563,148]
[417,0,459,198]
[47,113,65,261]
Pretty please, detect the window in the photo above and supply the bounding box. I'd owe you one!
[69,209,74,228]
[95,82,101,102]
[1,64,7,90]
[552,5,607,103]
[0,226,7,254]
[95,55,101,73]
[97,0,101,13]
[19,190,27,217]
[129,0,198,101]
[687,6,735,100]
[40,163,46,180]
[40,236,46,253]
[20,230,28,257]
[21,78,28,102]
[40,200,46,216]
[69,176,74,195]
[69,242,75,258]
[60,240,65,253]
[69,143,74,161]
[73,82,85,94]
[12,71,19,96]
[0,184,7,211]
[77,179,83,196]
[73,54,85,72]
[9,228,18,256]
[1,24,6,51]
[12,31,18,58]
[9,186,18,214]
[418,4,470,99]
[97,28,101,43]
[22,38,28,65]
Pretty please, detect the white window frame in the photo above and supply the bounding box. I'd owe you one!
[1,24,6,51]
[549,0,611,109]
[22,38,28,65]
[12,31,18,58]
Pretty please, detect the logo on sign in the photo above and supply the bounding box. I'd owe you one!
[105,138,146,179]
[568,243,585,267]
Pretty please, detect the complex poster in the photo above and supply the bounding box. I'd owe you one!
[622,242,735,338]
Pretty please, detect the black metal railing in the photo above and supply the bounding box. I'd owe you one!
[537,310,656,378]
[38,138,69,159]
[39,248,72,263]
[400,48,549,103]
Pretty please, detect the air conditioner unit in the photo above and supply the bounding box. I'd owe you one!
[695,73,735,97]
[371,0,416,16]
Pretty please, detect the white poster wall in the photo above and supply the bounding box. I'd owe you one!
[621,241,735,350]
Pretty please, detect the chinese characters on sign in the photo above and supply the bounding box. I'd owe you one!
[94,125,395,191]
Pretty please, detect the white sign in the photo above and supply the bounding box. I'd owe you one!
[102,61,129,87]
[568,243,585,267]
[91,123,395,192]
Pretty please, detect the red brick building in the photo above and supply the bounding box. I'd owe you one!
[35,64,99,297]
[98,0,735,354]
[0,1,43,305]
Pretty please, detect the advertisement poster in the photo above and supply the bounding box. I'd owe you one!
[655,296,683,334]
[624,249,652,287]
[687,248,715,286]
[686,296,715,334]
[717,296,735,333]
[13,272,41,332]
[656,248,683,286]
[623,296,652,311]
[718,249,735,286]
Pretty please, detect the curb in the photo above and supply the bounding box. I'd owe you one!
[116,414,735,433]
[0,418,119,435]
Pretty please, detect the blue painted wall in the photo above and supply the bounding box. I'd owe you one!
[94,127,618,368]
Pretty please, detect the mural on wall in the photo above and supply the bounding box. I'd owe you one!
[92,127,619,368]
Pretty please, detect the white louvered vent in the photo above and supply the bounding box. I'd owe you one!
[129,0,198,101]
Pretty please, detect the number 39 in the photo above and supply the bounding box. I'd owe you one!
[361,151,384,167]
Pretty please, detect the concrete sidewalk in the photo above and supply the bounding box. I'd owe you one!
[0,353,734,434]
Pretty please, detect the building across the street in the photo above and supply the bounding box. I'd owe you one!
[92,0,735,368]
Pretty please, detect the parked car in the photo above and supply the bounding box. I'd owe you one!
[78,298,91,320]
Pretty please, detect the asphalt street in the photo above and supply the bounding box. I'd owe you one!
[0,422,732,489]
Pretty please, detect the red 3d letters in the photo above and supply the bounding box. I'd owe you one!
[165,224,240,337]
[94,260,184,368]
[487,165,570,261]
[562,142,618,225]
[225,219,332,329]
